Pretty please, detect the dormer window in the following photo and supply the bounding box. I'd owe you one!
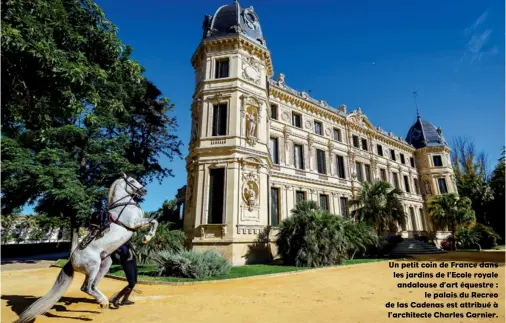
[215,58,229,79]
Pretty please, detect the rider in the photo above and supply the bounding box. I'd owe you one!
[110,239,138,308]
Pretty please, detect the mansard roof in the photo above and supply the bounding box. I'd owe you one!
[269,74,413,148]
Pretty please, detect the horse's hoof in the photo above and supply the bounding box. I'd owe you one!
[99,303,109,309]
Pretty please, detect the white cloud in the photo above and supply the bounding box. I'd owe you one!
[464,11,488,36]
[459,11,497,66]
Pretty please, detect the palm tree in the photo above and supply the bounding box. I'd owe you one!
[350,181,406,235]
[291,200,319,217]
[428,193,476,250]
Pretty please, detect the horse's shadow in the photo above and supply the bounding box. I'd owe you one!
[1,295,101,322]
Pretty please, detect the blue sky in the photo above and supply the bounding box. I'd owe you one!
[21,0,505,214]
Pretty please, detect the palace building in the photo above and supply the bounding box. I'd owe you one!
[183,1,456,265]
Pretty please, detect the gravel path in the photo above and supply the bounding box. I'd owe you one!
[1,252,504,323]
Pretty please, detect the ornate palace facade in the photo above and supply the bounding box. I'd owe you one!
[183,1,456,265]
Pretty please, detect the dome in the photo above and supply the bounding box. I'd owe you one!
[406,115,447,149]
[202,1,266,46]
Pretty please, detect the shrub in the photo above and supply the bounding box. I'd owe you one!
[153,249,232,279]
[131,222,186,264]
[472,224,501,249]
[276,202,378,267]
[344,221,379,259]
[457,227,481,250]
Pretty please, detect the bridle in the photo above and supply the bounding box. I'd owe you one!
[108,175,145,231]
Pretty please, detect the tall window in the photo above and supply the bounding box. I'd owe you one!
[410,207,418,231]
[212,103,227,136]
[400,154,406,164]
[433,155,443,167]
[270,137,279,164]
[364,164,371,183]
[314,121,323,135]
[413,178,420,194]
[392,172,400,189]
[208,168,225,224]
[390,149,396,161]
[333,128,342,142]
[336,155,346,179]
[403,175,411,193]
[292,112,302,128]
[316,149,326,174]
[270,104,278,120]
[361,138,368,151]
[271,187,280,226]
[294,144,304,169]
[319,194,329,211]
[296,191,306,204]
[419,208,427,230]
[377,144,383,156]
[410,157,415,168]
[352,135,360,148]
[438,178,448,193]
[214,58,229,79]
[340,197,348,216]
[356,162,363,182]
[380,168,387,181]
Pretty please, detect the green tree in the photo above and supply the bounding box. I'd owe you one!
[429,193,476,251]
[487,148,505,242]
[350,181,406,235]
[1,0,182,250]
[452,137,493,225]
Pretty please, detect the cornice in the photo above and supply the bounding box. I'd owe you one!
[270,86,416,153]
[191,35,274,77]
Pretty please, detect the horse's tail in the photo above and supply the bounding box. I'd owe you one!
[14,261,74,323]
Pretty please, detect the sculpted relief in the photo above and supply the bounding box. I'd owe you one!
[242,96,261,146]
[242,56,261,84]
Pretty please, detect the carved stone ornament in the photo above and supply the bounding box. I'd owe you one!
[305,120,312,130]
[424,180,432,195]
[209,93,224,105]
[242,171,259,211]
[325,127,332,136]
[281,111,289,121]
[242,56,261,84]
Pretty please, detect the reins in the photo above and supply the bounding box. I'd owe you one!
[107,176,145,232]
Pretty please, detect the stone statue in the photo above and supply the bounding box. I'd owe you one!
[424,181,432,195]
[191,115,198,142]
[247,183,256,205]
[247,112,256,137]
[244,182,257,210]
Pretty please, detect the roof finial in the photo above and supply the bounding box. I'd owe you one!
[413,91,420,118]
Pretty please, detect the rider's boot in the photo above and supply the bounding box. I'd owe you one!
[120,288,135,305]
[109,286,129,309]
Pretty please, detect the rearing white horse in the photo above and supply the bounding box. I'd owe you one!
[15,173,159,323]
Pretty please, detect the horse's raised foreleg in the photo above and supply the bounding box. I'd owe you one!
[131,217,159,243]
[144,219,159,243]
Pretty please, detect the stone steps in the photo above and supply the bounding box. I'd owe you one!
[388,238,446,255]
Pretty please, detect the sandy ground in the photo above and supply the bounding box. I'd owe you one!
[1,251,504,323]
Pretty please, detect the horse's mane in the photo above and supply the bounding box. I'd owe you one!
[107,178,122,206]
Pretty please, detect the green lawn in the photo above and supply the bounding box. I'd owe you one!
[54,258,386,282]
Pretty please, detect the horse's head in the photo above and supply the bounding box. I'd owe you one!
[121,173,147,196]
